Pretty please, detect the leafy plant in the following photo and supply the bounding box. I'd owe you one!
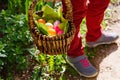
[29,47,67,80]
[0,10,33,79]
[7,0,26,14]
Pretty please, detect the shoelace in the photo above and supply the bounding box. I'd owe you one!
[79,58,90,67]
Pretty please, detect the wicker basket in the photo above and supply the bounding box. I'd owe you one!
[28,0,75,55]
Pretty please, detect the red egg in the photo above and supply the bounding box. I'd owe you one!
[54,26,64,35]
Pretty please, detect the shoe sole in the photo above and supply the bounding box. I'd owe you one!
[87,39,118,48]
[66,58,98,78]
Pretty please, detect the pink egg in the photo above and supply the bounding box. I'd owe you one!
[53,20,61,27]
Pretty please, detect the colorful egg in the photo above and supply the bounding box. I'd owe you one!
[53,20,61,27]
[45,22,53,27]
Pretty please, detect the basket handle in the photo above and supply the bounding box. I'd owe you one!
[62,0,73,22]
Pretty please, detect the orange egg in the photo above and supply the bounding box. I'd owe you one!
[47,27,56,36]
[38,19,46,24]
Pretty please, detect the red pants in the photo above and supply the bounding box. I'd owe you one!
[62,0,110,57]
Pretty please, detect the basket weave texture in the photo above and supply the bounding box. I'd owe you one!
[28,0,75,55]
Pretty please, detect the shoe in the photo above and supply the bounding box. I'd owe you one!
[66,55,98,78]
[86,31,119,48]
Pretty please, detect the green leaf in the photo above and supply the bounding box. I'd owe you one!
[0,59,4,66]
[45,2,54,8]
[25,0,29,21]
[57,6,66,22]
[57,6,69,34]
[58,21,69,34]
[33,13,42,20]
[59,75,67,80]
[0,43,4,52]
[42,4,60,21]
[0,54,7,57]
[35,20,48,35]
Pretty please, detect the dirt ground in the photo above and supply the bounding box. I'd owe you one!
[63,1,120,80]
[87,2,120,80]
